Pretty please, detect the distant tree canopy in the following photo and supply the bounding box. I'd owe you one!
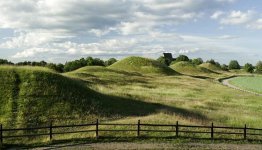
[221,64,229,71]
[256,61,262,73]
[64,57,105,72]
[244,63,254,73]
[0,57,117,73]
[206,59,221,68]
[0,59,14,65]
[176,55,189,62]
[157,56,170,66]
[228,60,241,70]
[105,58,117,66]
[192,58,203,65]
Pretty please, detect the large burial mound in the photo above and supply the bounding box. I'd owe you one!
[0,66,97,127]
[108,56,177,75]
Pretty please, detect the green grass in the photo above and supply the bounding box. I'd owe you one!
[200,63,223,72]
[0,58,262,145]
[170,61,218,77]
[108,56,177,75]
[0,66,100,128]
[229,76,262,93]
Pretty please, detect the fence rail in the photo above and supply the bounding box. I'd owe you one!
[0,119,261,145]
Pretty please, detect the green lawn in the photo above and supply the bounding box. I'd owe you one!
[229,76,262,94]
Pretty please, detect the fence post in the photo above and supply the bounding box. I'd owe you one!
[244,124,247,140]
[0,124,3,146]
[211,122,214,140]
[96,119,99,139]
[137,120,140,137]
[176,121,179,138]
[49,121,53,141]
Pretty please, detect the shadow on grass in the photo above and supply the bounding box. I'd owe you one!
[89,89,208,121]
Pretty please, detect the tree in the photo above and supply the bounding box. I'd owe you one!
[0,59,13,65]
[157,56,169,66]
[221,64,228,71]
[86,57,94,66]
[105,58,117,66]
[46,63,64,73]
[56,63,65,73]
[175,55,189,62]
[40,60,47,66]
[255,61,262,73]
[244,63,254,73]
[206,59,216,65]
[64,60,82,72]
[79,58,87,66]
[215,62,221,68]
[228,60,240,70]
[93,58,105,66]
[192,58,203,65]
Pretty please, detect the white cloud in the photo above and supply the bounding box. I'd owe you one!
[211,11,225,19]
[12,48,61,58]
[216,35,239,39]
[247,18,262,30]
[211,10,262,30]
[220,10,254,25]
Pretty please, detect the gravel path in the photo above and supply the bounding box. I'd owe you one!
[32,142,262,150]
[221,77,262,96]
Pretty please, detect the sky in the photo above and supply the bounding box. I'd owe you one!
[0,0,261,65]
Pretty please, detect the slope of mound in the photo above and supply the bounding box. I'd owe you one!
[200,63,222,72]
[1,66,176,129]
[170,61,214,76]
[108,56,177,75]
[0,66,97,127]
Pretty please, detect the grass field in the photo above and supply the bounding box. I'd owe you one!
[0,57,262,145]
[229,76,262,94]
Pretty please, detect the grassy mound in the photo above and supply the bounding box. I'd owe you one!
[1,66,175,128]
[170,61,214,76]
[200,63,222,72]
[108,56,177,75]
[0,66,98,127]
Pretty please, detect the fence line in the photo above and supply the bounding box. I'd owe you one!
[0,120,261,145]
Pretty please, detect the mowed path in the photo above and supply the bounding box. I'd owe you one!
[221,77,262,96]
[32,142,262,150]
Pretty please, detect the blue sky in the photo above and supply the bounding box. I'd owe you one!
[0,0,261,65]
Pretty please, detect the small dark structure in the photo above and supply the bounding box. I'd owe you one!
[163,53,175,65]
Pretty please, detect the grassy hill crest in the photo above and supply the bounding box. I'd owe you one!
[108,56,177,75]
[200,63,223,72]
[170,61,215,76]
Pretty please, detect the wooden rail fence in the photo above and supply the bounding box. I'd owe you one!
[0,119,261,145]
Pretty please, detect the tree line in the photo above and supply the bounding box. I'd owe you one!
[0,55,261,73]
[0,57,117,73]
[157,55,262,73]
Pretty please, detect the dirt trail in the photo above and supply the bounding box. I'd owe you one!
[32,142,262,150]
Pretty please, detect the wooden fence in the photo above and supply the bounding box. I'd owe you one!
[0,120,262,145]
